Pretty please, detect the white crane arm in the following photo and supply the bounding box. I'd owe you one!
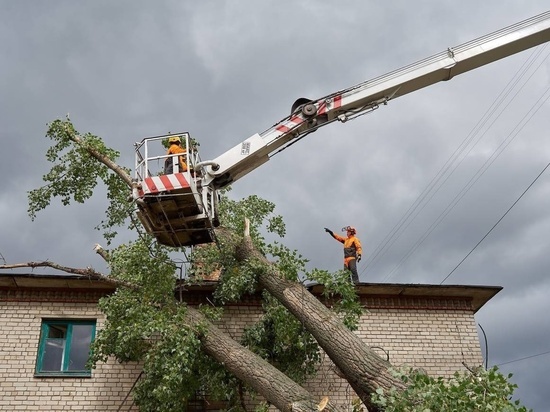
[201,11,550,189]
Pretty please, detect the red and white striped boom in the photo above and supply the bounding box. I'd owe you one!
[201,11,550,190]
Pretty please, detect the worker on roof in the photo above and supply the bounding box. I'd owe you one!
[164,135,188,174]
[324,226,362,284]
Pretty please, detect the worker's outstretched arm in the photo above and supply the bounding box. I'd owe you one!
[325,228,345,243]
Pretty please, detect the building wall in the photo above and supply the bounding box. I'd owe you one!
[217,298,483,408]
[0,291,141,411]
[301,307,482,407]
[0,288,482,411]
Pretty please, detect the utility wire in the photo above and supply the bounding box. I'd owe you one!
[380,52,550,282]
[385,83,550,282]
[440,159,550,284]
[496,350,550,367]
[361,45,548,279]
[362,46,543,274]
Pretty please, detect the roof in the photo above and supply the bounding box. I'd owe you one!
[0,273,116,291]
[309,282,502,313]
[0,273,501,313]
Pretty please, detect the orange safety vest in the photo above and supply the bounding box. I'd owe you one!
[332,233,362,259]
[166,144,187,172]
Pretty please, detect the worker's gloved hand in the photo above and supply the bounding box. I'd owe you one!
[324,227,333,235]
[357,254,362,262]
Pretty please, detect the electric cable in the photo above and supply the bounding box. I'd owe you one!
[496,350,550,367]
[367,45,547,278]
[380,53,550,282]
[360,44,549,279]
[440,159,550,284]
[117,371,143,411]
[364,45,545,273]
[478,323,489,370]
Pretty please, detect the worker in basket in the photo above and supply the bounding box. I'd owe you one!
[164,135,188,174]
[324,225,362,284]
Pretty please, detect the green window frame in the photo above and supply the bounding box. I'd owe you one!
[35,319,96,377]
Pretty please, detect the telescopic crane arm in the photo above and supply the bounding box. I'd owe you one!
[201,11,550,190]
[133,11,550,248]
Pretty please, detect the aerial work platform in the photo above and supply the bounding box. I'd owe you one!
[133,133,218,247]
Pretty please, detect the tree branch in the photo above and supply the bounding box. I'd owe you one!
[9,244,345,411]
[0,260,137,290]
[236,219,404,411]
[93,243,110,262]
[70,130,134,189]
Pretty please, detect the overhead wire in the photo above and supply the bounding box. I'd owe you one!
[440,159,550,284]
[358,44,550,281]
[362,44,548,278]
[384,81,550,282]
[496,350,550,367]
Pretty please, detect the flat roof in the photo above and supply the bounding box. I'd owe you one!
[0,273,116,291]
[309,282,502,313]
[0,273,501,313]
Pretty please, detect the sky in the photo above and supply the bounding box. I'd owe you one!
[1,1,549,409]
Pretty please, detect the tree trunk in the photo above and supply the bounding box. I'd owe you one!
[0,260,344,412]
[48,128,396,410]
[186,308,344,412]
[237,235,405,411]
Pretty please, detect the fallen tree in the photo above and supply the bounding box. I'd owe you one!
[22,118,406,410]
[5,118,530,412]
[0,255,342,412]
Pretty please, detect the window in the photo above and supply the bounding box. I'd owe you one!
[35,319,96,377]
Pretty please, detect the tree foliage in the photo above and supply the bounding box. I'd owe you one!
[26,119,363,410]
[370,366,532,412]
[20,118,532,411]
[241,292,321,384]
[28,118,132,243]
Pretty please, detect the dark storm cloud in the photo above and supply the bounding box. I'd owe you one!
[1,1,549,409]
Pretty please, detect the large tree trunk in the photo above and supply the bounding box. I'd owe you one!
[237,233,405,411]
[52,128,398,410]
[186,307,343,412]
[0,260,344,412]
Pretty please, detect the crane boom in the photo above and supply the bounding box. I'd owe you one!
[133,11,550,248]
[202,11,550,190]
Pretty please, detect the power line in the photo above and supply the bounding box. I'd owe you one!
[440,159,550,284]
[362,45,549,279]
[382,51,550,282]
[496,350,550,367]
[392,82,550,283]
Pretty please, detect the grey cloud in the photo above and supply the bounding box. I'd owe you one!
[1,1,549,410]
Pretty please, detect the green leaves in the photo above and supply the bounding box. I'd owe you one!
[132,312,203,412]
[31,119,368,410]
[241,292,321,384]
[370,366,532,412]
[108,239,177,300]
[218,192,286,253]
[307,268,363,330]
[88,240,180,365]
[28,118,130,244]
[88,239,212,410]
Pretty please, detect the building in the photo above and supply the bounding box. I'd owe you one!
[0,273,500,411]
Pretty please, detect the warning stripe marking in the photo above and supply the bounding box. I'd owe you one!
[276,115,305,133]
[139,173,190,195]
[159,175,174,191]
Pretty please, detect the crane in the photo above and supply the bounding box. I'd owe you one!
[132,11,550,248]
